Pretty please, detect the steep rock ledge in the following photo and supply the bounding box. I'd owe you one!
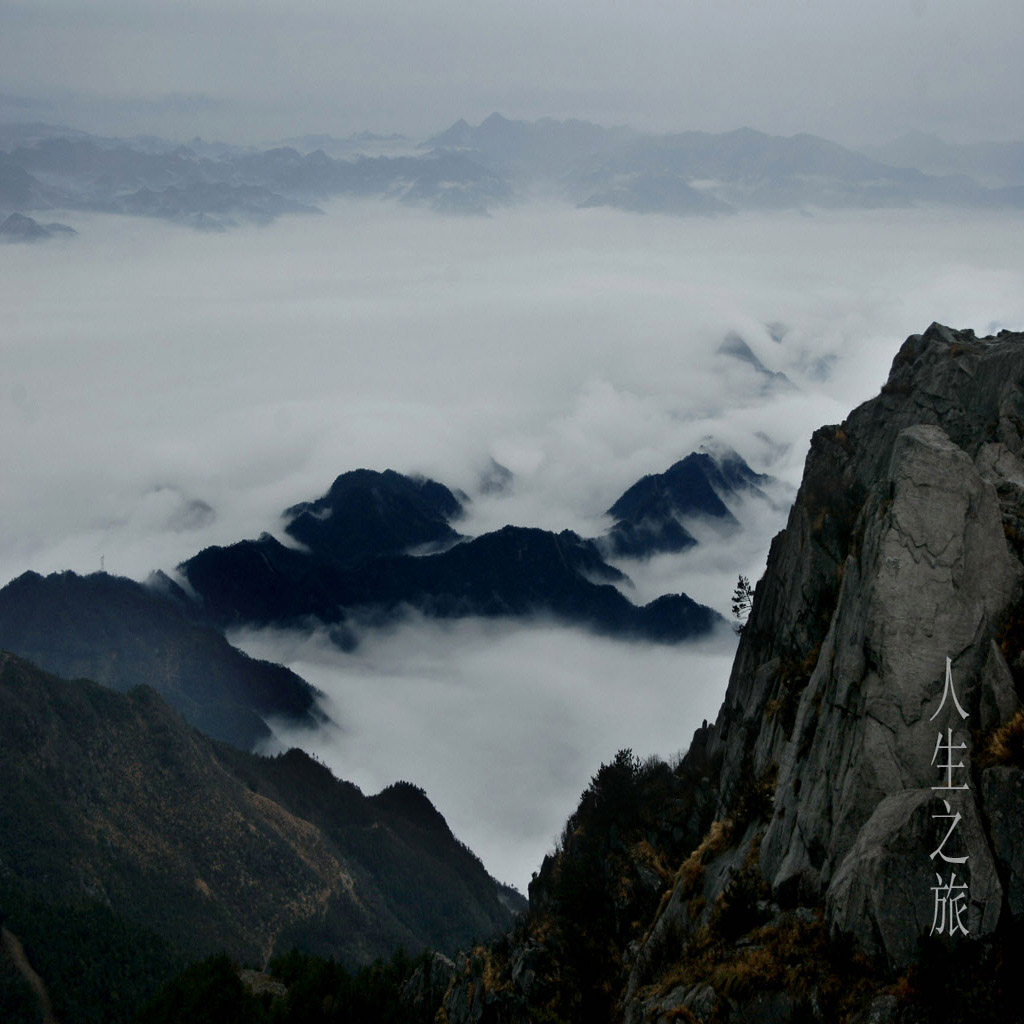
[426,325,1024,1024]
[706,327,1024,956]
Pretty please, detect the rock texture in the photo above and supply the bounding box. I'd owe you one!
[704,326,1024,967]
[621,324,1024,1006]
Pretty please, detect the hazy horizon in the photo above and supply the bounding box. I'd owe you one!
[2,0,1023,147]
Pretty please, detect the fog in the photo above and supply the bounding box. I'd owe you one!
[6,202,1023,588]
[237,618,737,891]
[3,199,1024,888]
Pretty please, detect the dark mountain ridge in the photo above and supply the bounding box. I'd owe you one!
[0,569,322,748]
[283,467,465,567]
[602,448,772,558]
[178,468,724,643]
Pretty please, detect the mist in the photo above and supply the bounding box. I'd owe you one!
[237,616,739,892]
[4,201,1022,587]
[3,198,1024,887]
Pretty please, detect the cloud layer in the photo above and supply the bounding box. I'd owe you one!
[2,199,1023,886]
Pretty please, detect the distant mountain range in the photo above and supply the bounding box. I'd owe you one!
[1,114,1022,229]
[860,130,1024,190]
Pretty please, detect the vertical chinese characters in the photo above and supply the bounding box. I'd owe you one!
[929,657,970,937]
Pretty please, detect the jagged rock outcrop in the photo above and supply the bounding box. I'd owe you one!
[617,324,1024,1008]
[761,424,1014,961]
[703,326,1024,966]
[428,324,1024,1024]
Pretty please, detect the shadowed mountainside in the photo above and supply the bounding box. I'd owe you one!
[179,469,724,644]
[0,651,521,1022]
[601,448,773,558]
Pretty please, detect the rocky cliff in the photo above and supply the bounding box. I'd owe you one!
[424,324,1024,1024]
[712,324,1024,958]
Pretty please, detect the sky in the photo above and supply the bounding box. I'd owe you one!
[3,200,1024,888]
[2,0,1023,144]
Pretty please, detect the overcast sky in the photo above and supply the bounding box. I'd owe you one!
[2,0,1023,144]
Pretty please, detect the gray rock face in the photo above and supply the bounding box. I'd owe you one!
[702,325,1024,969]
[401,952,456,1020]
[761,424,1018,922]
[826,788,1002,965]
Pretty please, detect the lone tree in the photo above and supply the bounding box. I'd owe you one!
[731,574,754,633]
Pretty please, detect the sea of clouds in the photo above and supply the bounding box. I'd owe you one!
[3,198,1023,888]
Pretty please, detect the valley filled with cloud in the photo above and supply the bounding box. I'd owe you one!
[3,196,1024,888]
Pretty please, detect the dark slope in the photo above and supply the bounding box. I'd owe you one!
[0,652,519,1012]
[182,533,349,631]
[0,570,321,748]
[180,467,722,643]
[603,449,771,557]
[181,468,466,631]
[330,525,719,640]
